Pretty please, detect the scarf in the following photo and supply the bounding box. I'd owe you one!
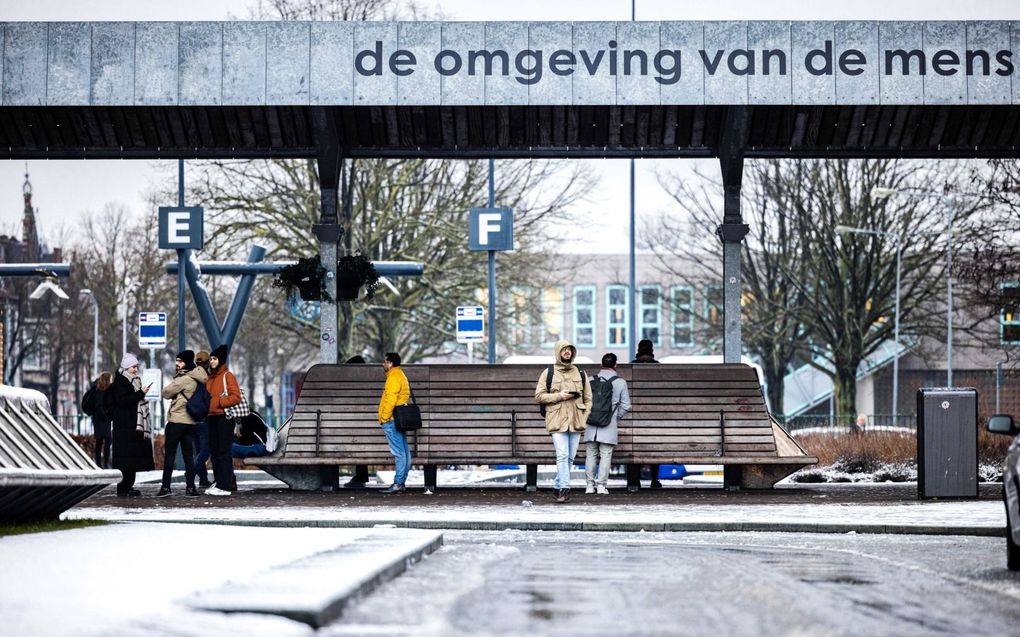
[122,369,151,440]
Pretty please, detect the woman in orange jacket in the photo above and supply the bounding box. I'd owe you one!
[204,344,241,496]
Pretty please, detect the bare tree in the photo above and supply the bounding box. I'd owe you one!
[188,156,591,363]
[651,158,982,417]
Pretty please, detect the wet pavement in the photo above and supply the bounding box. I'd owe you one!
[326,530,1020,637]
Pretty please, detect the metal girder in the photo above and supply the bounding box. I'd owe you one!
[0,264,71,278]
[165,261,424,277]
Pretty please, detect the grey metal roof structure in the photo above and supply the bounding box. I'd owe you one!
[0,20,1019,159]
[0,385,119,522]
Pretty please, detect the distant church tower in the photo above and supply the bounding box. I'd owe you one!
[22,167,40,263]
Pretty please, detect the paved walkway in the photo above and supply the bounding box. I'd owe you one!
[64,472,1007,536]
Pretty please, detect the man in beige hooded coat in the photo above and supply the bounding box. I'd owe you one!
[535,339,593,503]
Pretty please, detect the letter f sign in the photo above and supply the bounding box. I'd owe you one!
[478,213,501,246]
[469,207,514,251]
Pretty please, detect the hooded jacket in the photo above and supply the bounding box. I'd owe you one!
[534,339,593,433]
[161,365,209,425]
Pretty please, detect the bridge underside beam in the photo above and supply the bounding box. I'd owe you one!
[2,104,1019,160]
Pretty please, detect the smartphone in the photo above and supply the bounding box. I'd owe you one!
[568,391,581,398]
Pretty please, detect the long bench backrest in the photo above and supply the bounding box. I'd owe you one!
[286,363,776,463]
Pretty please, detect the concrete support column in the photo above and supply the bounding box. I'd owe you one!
[312,108,343,364]
[717,154,748,365]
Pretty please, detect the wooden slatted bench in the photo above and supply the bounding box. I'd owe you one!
[247,363,816,491]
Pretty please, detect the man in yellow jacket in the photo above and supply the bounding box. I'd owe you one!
[378,352,411,494]
[534,339,593,503]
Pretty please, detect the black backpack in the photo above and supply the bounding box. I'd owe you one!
[81,385,97,416]
[538,365,586,417]
[185,383,211,420]
[586,375,620,427]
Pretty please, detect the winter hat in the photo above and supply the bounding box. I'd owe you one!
[120,353,139,370]
[176,350,195,370]
[210,344,229,364]
[637,339,655,356]
[195,351,210,367]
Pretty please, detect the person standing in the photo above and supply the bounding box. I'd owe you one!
[205,345,241,497]
[157,350,207,498]
[378,352,411,494]
[106,354,154,497]
[584,353,631,495]
[535,339,593,504]
[192,351,213,488]
[631,338,662,490]
[90,372,113,469]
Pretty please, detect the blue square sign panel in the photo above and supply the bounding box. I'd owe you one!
[456,306,485,343]
[158,206,204,250]
[469,207,514,251]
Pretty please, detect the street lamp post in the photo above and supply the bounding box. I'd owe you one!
[835,225,902,418]
[872,187,964,387]
[79,289,98,379]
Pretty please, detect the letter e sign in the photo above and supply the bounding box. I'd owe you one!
[158,206,204,250]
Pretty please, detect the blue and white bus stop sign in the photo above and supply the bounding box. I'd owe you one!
[138,312,167,349]
[456,306,484,343]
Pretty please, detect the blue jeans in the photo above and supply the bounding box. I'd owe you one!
[551,431,581,490]
[232,442,267,458]
[381,420,411,486]
[194,420,210,484]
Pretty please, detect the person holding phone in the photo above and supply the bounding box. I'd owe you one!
[106,353,155,497]
[534,339,593,503]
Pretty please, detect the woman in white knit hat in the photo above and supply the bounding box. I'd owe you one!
[105,353,155,497]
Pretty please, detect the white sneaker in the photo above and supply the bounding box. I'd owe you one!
[596,485,609,495]
[205,486,231,497]
[585,485,596,494]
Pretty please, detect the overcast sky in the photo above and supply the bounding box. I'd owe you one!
[2,0,1019,253]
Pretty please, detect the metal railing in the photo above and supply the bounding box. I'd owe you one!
[776,413,917,434]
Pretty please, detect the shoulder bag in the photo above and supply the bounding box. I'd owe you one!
[223,372,251,420]
[393,392,423,432]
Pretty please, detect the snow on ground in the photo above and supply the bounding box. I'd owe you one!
[0,523,376,637]
[64,497,1005,531]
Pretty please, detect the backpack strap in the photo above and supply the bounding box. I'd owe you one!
[545,365,586,394]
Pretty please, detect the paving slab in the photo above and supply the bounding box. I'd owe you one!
[187,528,442,628]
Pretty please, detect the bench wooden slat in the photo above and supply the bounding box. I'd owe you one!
[259,364,815,488]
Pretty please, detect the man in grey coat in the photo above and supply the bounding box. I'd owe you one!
[584,353,631,495]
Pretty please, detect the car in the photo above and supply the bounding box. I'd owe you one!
[986,414,1020,571]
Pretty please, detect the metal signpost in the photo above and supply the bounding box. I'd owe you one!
[138,311,167,428]
[468,201,513,364]
[158,159,204,353]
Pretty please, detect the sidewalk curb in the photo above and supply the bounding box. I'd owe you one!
[187,529,443,627]
[119,515,1005,537]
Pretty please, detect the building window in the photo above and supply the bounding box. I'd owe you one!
[573,286,595,347]
[510,286,533,346]
[1002,283,1020,345]
[606,285,629,347]
[705,284,724,326]
[541,287,565,347]
[639,285,661,346]
[672,286,693,347]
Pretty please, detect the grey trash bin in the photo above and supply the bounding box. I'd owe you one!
[916,387,978,499]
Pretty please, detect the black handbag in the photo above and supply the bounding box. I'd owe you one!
[393,393,423,432]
